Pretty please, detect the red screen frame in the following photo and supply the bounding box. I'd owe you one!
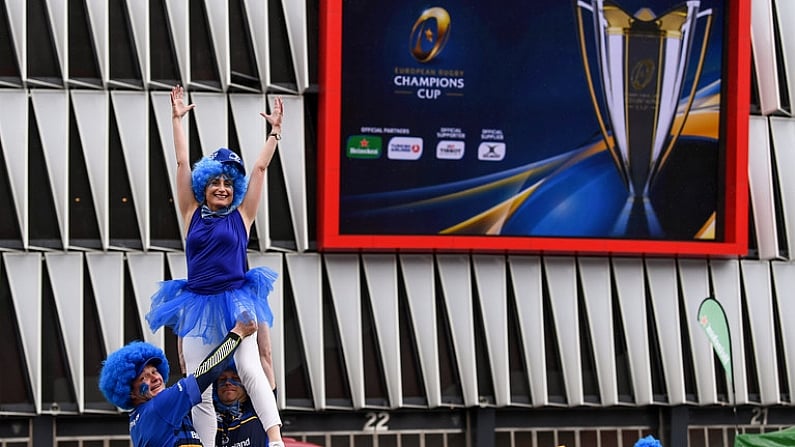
[318,0,750,256]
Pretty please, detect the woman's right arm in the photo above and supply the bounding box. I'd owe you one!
[170,85,199,224]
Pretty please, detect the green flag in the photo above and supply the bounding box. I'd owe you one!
[698,297,733,392]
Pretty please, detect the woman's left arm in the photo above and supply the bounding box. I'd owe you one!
[239,96,283,228]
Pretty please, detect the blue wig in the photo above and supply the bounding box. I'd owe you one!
[634,435,662,447]
[98,341,169,410]
[191,148,248,210]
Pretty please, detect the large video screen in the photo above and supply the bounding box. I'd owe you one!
[318,0,750,255]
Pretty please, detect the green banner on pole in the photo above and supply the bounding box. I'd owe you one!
[698,297,733,390]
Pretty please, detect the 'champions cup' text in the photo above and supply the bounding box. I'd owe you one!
[393,67,465,99]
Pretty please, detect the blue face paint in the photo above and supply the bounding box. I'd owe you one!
[217,377,243,388]
[139,383,150,397]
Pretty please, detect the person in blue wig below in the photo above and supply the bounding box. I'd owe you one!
[98,319,258,447]
[146,85,285,447]
[214,365,268,447]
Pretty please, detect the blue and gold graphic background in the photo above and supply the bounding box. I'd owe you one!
[338,0,726,240]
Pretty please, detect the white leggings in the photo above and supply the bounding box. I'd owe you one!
[183,335,281,446]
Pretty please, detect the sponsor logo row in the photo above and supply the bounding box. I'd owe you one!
[347,135,505,161]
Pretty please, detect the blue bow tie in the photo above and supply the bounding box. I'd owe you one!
[201,204,233,219]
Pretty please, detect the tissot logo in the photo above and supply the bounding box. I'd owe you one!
[436,140,464,159]
[478,142,505,161]
[388,137,423,160]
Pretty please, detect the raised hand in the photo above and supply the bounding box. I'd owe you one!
[171,85,196,119]
[259,97,284,130]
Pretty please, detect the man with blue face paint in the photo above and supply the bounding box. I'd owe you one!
[98,319,277,447]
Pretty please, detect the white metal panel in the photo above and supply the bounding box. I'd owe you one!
[5,0,25,81]
[612,257,653,405]
[775,0,795,116]
[751,0,784,114]
[44,252,84,412]
[204,0,229,89]
[778,0,795,116]
[229,94,271,251]
[248,253,284,409]
[645,258,685,404]
[770,117,795,258]
[243,0,270,90]
[275,95,308,252]
[771,262,795,403]
[30,90,69,249]
[44,0,66,84]
[324,254,364,409]
[710,259,746,404]
[472,255,509,406]
[400,254,440,407]
[748,116,780,259]
[284,253,325,409]
[543,256,583,406]
[436,254,477,406]
[577,257,618,405]
[677,258,718,404]
[84,0,108,83]
[190,92,228,155]
[70,90,110,250]
[362,254,402,408]
[150,90,186,244]
[4,252,42,413]
[164,0,190,85]
[740,260,780,405]
[126,252,165,348]
[85,253,125,353]
[508,255,546,406]
[282,0,309,93]
[110,92,149,249]
[123,0,148,85]
[0,90,29,248]
[166,252,187,279]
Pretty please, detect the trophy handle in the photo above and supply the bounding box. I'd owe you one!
[650,10,713,188]
[575,1,629,189]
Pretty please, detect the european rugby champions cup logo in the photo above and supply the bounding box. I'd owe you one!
[410,7,451,63]
[392,7,463,100]
[576,1,712,238]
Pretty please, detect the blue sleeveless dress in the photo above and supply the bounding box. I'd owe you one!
[146,208,277,344]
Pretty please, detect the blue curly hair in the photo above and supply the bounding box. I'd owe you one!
[98,341,170,410]
[634,435,662,447]
[191,148,248,210]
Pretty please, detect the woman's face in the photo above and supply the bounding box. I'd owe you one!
[204,175,234,210]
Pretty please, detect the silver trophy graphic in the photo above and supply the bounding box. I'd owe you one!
[575,0,712,237]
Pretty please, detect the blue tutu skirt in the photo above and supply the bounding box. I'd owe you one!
[146,266,277,344]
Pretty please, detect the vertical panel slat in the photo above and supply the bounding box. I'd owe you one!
[613,257,652,405]
[285,253,325,409]
[436,254,477,406]
[400,254,440,407]
[771,262,795,404]
[710,259,746,404]
[578,257,617,405]
[646,258,685,404]
[472,255,509,406]
[44,252,84,411]
[508,256,546,406]
[544,256,582,406]
[30,90,69,249]
[740,260,780,405]
[4,253,43,413]
[325,254,364,409]
[362,254,401,408]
